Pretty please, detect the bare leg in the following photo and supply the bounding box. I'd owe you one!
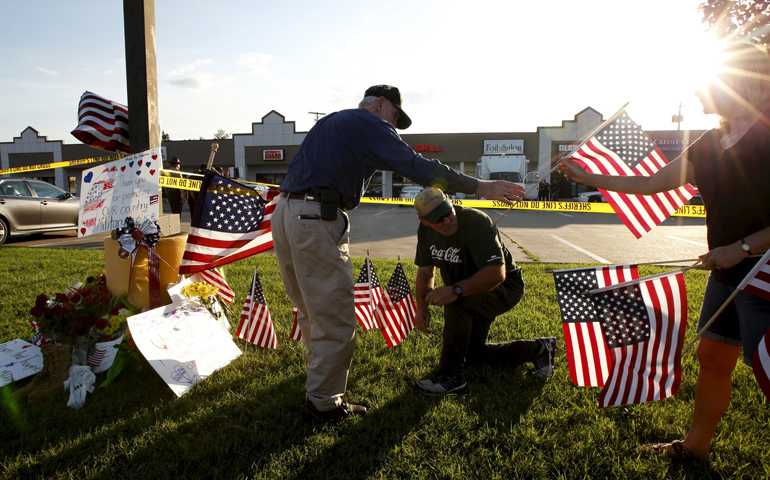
[653,337,741,458]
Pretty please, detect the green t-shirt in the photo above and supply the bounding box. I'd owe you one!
[415,205,520,286]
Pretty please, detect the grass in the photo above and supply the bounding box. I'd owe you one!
[1,247,769,479]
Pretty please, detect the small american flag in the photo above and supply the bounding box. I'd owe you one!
[198,268,235,303]
[570,111,697,238]
[736,249,770,301]
[150,195,158,205]
[589,270,688,408]
[376,262,416,348]
[553,265,639,387]
[179,172,275,274]
[354,257,383,330]
[290,306,302,341]
[236,268,278,349]
[70,91,130,152]
[87,349,106,368]
[753,327,770,401]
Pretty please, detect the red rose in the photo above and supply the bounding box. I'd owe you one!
[35,294,48,307]
[30,306,43,318]
[51,305,64,316]
[70,293,82,303]
[55,293,68,303]
[95,318,109,330]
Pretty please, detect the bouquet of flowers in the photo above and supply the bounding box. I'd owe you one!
[181,281,238,328]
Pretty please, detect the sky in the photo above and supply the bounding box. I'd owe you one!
[0,0,725,145]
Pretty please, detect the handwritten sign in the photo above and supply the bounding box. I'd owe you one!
[0,339,43,387]
[78,147,161,238]
[128,303,241,397]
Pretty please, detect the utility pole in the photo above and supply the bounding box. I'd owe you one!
[671,103,685,131]
[308,112,326,122]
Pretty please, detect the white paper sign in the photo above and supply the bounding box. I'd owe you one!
[0,339,44,387]
[128,304,241,397]
[90,334,125,374]
[78,147,161,238]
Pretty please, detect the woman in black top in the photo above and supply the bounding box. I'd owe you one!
[559,42,770,459]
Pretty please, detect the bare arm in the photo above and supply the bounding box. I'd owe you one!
[425,264,506,307]
[557,154,695,195]
[474,180,526,204]
[700,226,770,270]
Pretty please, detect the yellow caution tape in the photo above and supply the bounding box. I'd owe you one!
[359,196,706,218]
[0,154,126,175]
[159,175,203,192]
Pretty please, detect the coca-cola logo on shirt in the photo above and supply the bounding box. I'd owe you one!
[429,245,461,263]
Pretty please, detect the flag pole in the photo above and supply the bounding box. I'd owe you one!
[206,142,219,171]
[492,102,630,227]
[398,255,405,359]
[580,262,701,296]
[681,288,741,355]
[368,251,376,353]
[545,258,703,273]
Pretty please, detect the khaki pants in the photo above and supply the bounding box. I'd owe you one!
[272,196,355,410]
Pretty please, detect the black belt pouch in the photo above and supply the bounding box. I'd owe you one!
[321,189,339,221]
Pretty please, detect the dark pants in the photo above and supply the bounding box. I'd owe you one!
[437,272,538,378]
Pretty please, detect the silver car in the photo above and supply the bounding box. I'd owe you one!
[0,178,80,245]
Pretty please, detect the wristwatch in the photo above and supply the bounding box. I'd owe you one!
[741,238,754,255]
[452,284,463,298]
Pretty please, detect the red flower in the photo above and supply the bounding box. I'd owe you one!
[95,318,109,330]
[35,294,48,308]
[51,305,64,316]
[30,306,44,318]
[70,293,82,303]
[55,293,68,303]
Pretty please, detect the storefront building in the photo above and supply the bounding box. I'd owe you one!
[0,108,705,198]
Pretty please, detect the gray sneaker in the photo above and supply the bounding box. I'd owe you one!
[532,337,556,379]
[415,375,467,395]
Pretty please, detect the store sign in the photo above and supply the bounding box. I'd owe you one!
[411,144,441,152]
[263,149,284,161]
[653,139,696,152]
[484,140,523,154]
[558,144,580,152]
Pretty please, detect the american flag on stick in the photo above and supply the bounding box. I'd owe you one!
[736,249,770,302]
[179,172,275,274]
[354,257,383,330]
[289,306,302,341]
[553,265,639,387]
[236,268,278,349]
[198,268,235,303]
[70,91,130,153]
[569,110,697,238]
[376,261,417,348]
[588,270,688,408]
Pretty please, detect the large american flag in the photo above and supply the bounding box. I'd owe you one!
[554,265,639,387]
[589,270,688,408]
[354,257,383,330]
[376,262,417,348]
[236,268,278,349]
[179,172,275,274]
[198,268,235,303]
[570,111,697,238]
[70,91,130,153]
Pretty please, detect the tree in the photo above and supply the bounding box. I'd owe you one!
[161,130,170,142]
[214,129,231,139]
[700,0,770,46]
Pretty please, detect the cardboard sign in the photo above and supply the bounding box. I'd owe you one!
[0,339,43,387]
[78,148,161,237]
[128,303,241,397]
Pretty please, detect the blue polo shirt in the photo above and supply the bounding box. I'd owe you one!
[280,108,478,209]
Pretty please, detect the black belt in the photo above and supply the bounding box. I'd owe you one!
[281,191,346,211]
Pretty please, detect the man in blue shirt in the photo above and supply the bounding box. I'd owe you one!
[273,85,525,421]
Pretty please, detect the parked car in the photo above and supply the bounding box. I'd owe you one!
[398,185,423,200]
[574,191,607,203]
[0,178,80,245]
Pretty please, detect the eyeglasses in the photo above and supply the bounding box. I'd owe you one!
[426,210,452,224]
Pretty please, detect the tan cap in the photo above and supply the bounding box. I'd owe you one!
[414,187,453,223]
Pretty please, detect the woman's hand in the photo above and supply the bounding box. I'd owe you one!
[699,243,748,270]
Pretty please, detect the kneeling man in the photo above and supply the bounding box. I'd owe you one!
[413,187,556,395]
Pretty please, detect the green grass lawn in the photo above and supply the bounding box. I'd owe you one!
[1,248,768,479]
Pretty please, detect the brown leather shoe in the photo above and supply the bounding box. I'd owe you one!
[302,398,367,422]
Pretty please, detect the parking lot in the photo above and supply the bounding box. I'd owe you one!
[2,202,708,267]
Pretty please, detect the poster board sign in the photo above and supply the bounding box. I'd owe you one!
[128,303,241,397]
[78,147,161,238]
[0,339,43,387]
